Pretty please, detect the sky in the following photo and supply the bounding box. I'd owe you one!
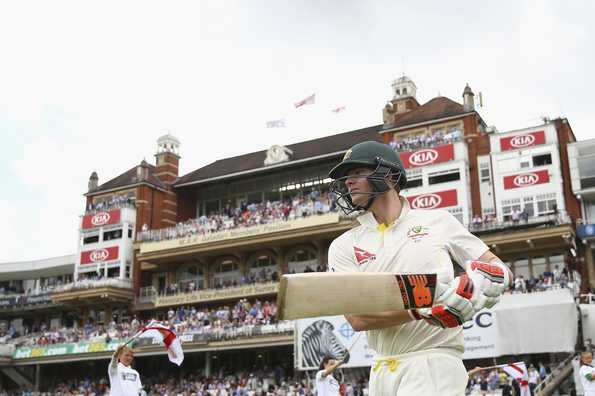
[1,0,594,262]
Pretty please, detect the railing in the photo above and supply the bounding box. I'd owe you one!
[137,205,340,243]
[390,131,463,153]
[137,286,157,304]
[0,291,54,309]
[84,201,135,215]
[468,213,571,234]
[534,354,576,395]
[53,278,132,293]
[148,281,280,307]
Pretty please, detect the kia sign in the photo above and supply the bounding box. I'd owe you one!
[500,130,545,151]
[400,144,454,169]
[80,246,119,264]
[82,209,121,229]
[503,169,550,190]
[406,189,458,209]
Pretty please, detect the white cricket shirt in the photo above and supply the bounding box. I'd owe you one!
[108,359,143,396]
[580,365,595,395]
[315,370,340,396]
[328,198,489,356]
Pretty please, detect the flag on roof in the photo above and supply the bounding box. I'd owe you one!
[294,93,315,108]
[502,362,530,396]
[266,119,286,128]
[139,322,184,366]
[332,106,346,113]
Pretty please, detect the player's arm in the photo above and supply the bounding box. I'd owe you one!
[321,359,345,378]
[345,310,413,331]
[108,345,123,378]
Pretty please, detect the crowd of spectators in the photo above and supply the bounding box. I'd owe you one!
[160,263,325,296]
[1,299,286,348]
[469,208,565,232]
[511,265,573,294]
[138,192,336,243]
[0,368,371,396]
[86,196,135,214]
[388,128,463,152]
[467,364,545,395]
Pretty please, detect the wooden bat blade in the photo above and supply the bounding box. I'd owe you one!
[277,272,437,320]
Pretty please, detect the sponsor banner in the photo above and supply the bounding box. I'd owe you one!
[295,312,496,369]
[141,212,341,254]
[463,309,496,359]
[82,209,121,229]
[400,144,454,169]
[296,316,376,370]
[80,246,119,265]
[503,169,549,190]
[13,340,121,359]
[405,189,458,209]
[500,130,545,151]
[0,293,52,309]
[155,283,279,308]
[13,334,209,359]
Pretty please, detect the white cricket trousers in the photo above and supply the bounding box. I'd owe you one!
[369,348,467,396]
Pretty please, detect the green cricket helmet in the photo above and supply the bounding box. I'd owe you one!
[328,141,407,214]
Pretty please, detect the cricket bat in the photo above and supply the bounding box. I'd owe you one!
[277,272,438,320]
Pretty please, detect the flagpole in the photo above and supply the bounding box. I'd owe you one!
[122,328,145,347]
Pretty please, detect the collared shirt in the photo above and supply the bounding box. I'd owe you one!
[108,359,142,396]
[328,198,488,356]
[315,370,340,396]
[580,364,595,395]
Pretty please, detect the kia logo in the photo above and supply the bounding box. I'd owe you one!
[510,134,535,148]
[409,149,438,166]
[90,249,109,262]
[513,173,539,187]
[411,193,442,209]
[91,212,110,226]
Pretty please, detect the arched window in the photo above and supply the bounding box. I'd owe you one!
[287,246,318,273]
[248,253,278,283]
[211,258,240,288]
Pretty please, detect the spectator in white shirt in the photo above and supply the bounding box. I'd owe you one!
[108,345,143,396]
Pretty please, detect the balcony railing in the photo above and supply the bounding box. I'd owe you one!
[468,212,571,234]
[0,291,53,309]
[53,278,132,293]
[85,200,135,215]
[138,281,280,308]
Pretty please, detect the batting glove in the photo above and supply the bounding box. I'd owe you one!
[410,274,479,328]
[464,260,513,310]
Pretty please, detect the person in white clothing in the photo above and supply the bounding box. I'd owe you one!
[327,141,512,396]
[580,352,595,396]
[315,355,344,396]
[108,345,143,396]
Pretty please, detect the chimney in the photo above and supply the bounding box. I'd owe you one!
[136,160,149,181]
[88,171,99,191]
[463,83,475,112]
